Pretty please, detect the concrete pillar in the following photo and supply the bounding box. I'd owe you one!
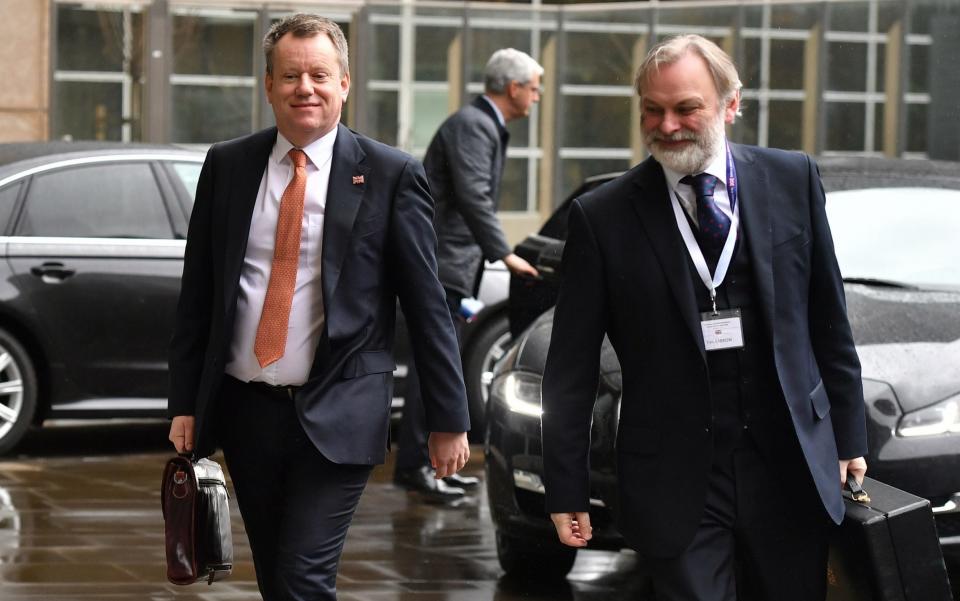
[0,0,49,141]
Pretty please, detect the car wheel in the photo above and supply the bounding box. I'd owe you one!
[495,529,577,579]
[463,313,511,439]
[0,329,38,455]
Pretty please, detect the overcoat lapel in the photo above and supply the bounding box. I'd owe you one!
[731,144,775,339]
[223,127,276,312]
[322,124,369,303]
[629,159,706,361]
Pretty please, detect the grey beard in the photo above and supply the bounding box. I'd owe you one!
[646,117,725,175]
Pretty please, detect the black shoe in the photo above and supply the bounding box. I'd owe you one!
[443,472,480,488]
[394,466,465,499]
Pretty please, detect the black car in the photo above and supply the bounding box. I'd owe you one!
[0,142,513,455]
[485,157,960,578]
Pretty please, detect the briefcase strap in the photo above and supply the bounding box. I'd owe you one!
[845,472,871,504]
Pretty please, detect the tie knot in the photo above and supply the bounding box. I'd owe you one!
[288,148,307,169]
[681,173,719,199]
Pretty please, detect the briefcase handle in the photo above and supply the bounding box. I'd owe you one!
[845,472,871,504]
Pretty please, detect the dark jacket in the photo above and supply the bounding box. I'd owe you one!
[423,96,512,297]
[168,124,469,464]
[541,144,867,558]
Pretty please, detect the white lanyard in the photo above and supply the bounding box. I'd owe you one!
[669,147,739,314]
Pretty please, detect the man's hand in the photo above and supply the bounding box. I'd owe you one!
[428,432,470,478]
[169,415,195,454]
[840,456,867,489]
[551,512,592,548]
[503,253,539,279]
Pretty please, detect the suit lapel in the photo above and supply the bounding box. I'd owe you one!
[322,124,369,303]
[731,144,775,338]
[223,127,276,312]
[629,159,706,361]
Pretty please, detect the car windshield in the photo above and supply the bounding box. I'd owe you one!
[825,187,960,291]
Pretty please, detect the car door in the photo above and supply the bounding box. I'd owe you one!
[5,158,185,412]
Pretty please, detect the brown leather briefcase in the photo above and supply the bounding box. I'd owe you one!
[161,455,233,585]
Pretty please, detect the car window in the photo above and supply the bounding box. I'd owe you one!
[0,182,22,233]
[826,187,960,290]
[16,162,173,239]
[171,162,201,204]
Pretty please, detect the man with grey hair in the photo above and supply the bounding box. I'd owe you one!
[541,34,867,600]
[168,13,470,600]
[392,48,543,497]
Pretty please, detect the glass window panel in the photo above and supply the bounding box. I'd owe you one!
[370,24,400,81]
[367,90,399,148]
[412,89,451,149]
[825,103,866,151]
[0,183,22,234]
[874,102,885,153]
[772,4,824,30]
[906,103,927,153]
[741,38,761,91]
[827,42,867,92]
[876,43,886,93]
[505,110,530,148]
[469,29,531,83]
[416,27,460,82]
[172,85,253,143]
[769,40,806,90]
[172,163,202,203]
[561,96,631,148]
[560,158,630,202]
[829,3,869,32]
[173,14,254,76]
[767,101,803,150]
[56,6,126,72]
[732,104,759,146]
[498,158,529,212]
[908,44,929,94]
[877,1,906,33]
[19,164,172,239]
[565,32,638,87]
[909,0,959,35]
[743,5,764,28]
[657,6,738,30]
[53,81,123,141]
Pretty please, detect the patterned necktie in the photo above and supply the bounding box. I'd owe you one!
[254,149,307,368]
[681,173,729,274]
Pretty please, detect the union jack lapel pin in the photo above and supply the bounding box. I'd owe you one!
[352,175,365,185]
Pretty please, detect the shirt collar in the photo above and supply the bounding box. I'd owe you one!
[480,95,507,128]
[662,138,728,193]
[272,128,338,169]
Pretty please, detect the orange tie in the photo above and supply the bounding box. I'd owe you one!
[254,148,307,367]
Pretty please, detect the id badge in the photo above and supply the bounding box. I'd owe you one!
[700,308,744,351]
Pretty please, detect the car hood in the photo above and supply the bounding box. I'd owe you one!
[509,286,960,413]
[846,284,960,412]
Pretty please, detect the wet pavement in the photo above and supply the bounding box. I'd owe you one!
[0,421,651,601]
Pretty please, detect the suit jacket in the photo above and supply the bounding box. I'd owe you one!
[168,124,470,465]
[541,144,867,558]
[424,96,512,297]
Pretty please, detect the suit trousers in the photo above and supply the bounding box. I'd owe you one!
[395,291,464,470]
[216,375,373,601]
[645,436,833,601]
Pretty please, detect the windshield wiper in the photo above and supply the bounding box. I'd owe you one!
[842,277,919,290]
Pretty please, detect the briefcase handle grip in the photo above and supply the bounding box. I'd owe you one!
[845,472,871,504]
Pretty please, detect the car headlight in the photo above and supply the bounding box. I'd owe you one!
[897,394,960,437]
[491,371,542,418]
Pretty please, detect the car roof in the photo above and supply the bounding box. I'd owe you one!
[0,142,205,183]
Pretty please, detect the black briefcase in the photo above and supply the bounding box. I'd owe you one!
[827,475,953,601]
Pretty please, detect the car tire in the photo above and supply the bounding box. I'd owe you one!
[0,329,38,455]
[495,529,577,579]
[463,313,511,440]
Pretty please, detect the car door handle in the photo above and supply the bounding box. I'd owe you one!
[30,262,76,283]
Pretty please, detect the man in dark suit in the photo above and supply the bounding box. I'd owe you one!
[166,14,469,601]
[393,49,543,497]
[542,35,867,600]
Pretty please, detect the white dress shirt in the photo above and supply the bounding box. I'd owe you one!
[661,140,733,227]
[225,130,336,386]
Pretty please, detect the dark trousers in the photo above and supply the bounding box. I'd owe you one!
[395,290,464,470]
[646,438,833,601]
[216,376,373,601]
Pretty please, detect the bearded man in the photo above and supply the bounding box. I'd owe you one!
[540,34,867,601]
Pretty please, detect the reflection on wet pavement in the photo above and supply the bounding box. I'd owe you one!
[0,422,651,600]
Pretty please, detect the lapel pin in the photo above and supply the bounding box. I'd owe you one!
[352,175,364,185]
